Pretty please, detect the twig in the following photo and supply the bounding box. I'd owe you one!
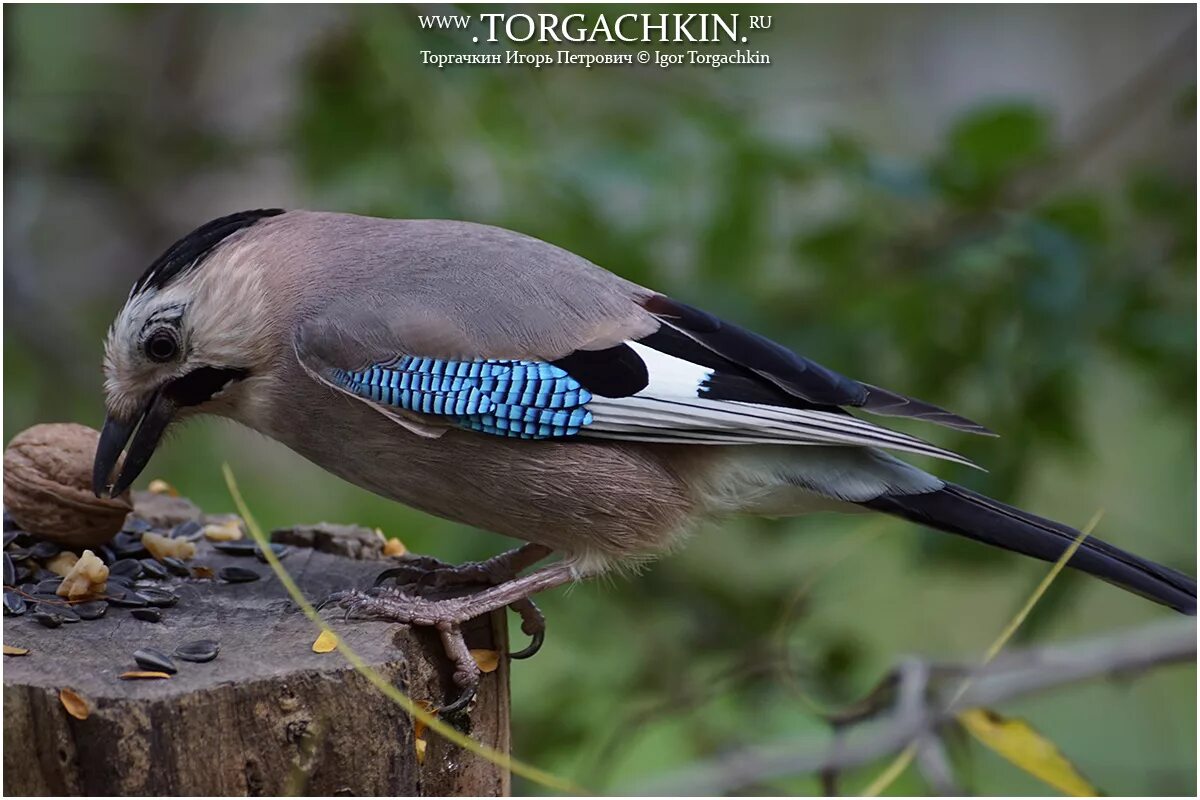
[635,619,1195,795]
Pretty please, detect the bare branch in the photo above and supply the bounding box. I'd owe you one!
[636,620,1195,795]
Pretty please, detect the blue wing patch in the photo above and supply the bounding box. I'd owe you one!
[330,357,594,439]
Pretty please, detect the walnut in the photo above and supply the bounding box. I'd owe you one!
[3,423,132,547]
[57,549,108,600]
[143,531,196,561]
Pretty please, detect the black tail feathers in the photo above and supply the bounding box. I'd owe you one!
[863,483,1197,615]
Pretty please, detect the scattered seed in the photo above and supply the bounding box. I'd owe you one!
[29,541,61,560]
[131,608,162,623]
[6,547,33,562]
[122,518,153,535]
[137,587,177,608]
[133,648,177,674]
[172,520,205,542]
[97,546,119,565]
[312,630,338,653]
[120,671,171,680]
[139,559,169,580]
[35,578,63,594]
[12,565,33,584]
[2,510,18,532]
[54,605,81,623]
[4,644,29,656]
[2,532,16,548]
[162,557,191,577]
[254,544,290,563]
[4,592,26,616]
[106,589,149,608]
[32,610,63,628]
[59,687,91,720]
[3,552,14,585]
[218,566,261,584]
[175,639,220,663]
[74,601,108,620]
[212,540,257,556]
[112,537,149,560]
[109,559,143,579]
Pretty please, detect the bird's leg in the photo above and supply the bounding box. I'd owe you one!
[373,543,553,658]
[331,561,577,709]
[373,543,552,591]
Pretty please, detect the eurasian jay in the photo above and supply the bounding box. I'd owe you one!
[92,209,1197,709]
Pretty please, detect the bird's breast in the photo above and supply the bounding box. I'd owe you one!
[250,379,702,564]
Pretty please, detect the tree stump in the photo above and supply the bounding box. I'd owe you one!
[3,508,511,796]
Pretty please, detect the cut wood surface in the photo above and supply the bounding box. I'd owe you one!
[3,511,511,796]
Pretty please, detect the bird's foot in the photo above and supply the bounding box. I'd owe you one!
[372,543,552,659]
[326,557,573,711]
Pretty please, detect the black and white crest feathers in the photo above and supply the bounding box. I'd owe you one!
[131,209,286,298]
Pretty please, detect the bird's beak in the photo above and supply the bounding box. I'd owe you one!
[92,389,177,498]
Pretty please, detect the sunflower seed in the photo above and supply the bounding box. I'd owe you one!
[3,553,13,585]
[32,610,63,628]
[109,559,143,579]
[171,520,204,541]
[97,546,119,565]
[5,547,32,563]
[131,608,162,623]
[122,517,153,535]
[75,601,108,620]
[137,587,178,608]
[35,578,63,594]
[133,648,176,674]
[106,589,149,608]
[218,566,261,583]
[139,559,169,580]
[162,557,191,577]
[3,592,26,616]
[212,540,257,556]
[174,639,220,663]
[29,541,61,560]
[254,544,290,563]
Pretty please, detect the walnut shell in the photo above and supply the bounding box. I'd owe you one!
[4,423,132,547]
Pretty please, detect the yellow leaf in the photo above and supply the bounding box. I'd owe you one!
[960,708,1099,796]
[312,630,338,653]
[383,537,407,557]
[3,645,30,656]
[59,687,91,720]
[470,649,500,673]
[147,479,179,496]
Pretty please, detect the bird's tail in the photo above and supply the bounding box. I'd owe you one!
[862,483,1197,615]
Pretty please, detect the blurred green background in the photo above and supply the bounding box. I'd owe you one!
[4,4,1196,795]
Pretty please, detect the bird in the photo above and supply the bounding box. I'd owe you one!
[93,208,1196,709]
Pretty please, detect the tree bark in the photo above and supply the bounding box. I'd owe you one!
[3,529,510,796]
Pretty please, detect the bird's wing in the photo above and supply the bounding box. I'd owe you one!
[290,218,981,465]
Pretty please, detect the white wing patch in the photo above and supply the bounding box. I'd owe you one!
[582,341,978,469]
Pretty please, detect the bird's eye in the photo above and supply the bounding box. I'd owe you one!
[144,330,179,363]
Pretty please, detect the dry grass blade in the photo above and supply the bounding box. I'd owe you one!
[222,464,586,795]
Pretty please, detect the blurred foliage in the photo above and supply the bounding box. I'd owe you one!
[4,5,1196,795]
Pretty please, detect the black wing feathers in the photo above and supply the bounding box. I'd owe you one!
[642,294,993,435]
[864,484,1197,614]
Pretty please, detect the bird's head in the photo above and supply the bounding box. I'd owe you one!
[93,209,287,498]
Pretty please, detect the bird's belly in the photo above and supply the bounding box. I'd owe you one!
[259,397,699,564]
